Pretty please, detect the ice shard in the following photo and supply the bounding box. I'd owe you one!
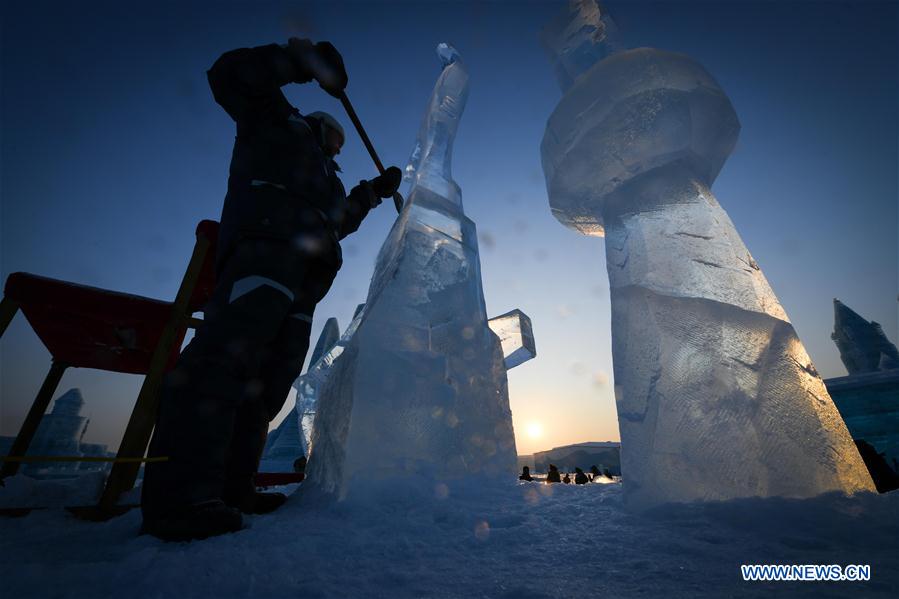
[487,309,537,369]
[304,44,517,501]
[540,1,874,507]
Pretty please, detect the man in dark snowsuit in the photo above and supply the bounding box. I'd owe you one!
[141,38,402,541]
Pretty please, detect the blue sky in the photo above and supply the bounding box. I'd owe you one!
[1,1,896,455]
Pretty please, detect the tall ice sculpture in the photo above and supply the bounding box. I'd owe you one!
[540,1,874,507]
[304,44,525,501]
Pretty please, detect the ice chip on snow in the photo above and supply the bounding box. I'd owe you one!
[304,44,517,502]
[488,309,536,369]
[540,1,874,508]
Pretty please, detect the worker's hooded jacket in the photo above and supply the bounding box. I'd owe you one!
[207,43,375,275]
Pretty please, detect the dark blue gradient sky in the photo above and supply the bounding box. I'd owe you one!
[1,1,896,454]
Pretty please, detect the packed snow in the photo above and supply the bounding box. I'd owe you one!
[1,478,896,598]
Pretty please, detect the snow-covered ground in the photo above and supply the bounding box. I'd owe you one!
[1,478,896,598]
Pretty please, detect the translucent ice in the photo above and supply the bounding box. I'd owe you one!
[301,309,364,391]
[540,1,874,508]
[487,309,536,369]
[263,318,343,462]
[263,406,304,462]
[309,317,341,366]
[287,309,366,452]
[401,43,469,207]
[304,45,517,501]
[539,0,622,91]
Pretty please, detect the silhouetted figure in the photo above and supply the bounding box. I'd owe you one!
[854,439,899,493]
[293,456,307,474]
[589,465,601,481]
[546,464,561,483]
[519,466,533,481]
[602,468,612,478]
[141,38,402,542]
[562,473,571,484]
[574,467,588,485]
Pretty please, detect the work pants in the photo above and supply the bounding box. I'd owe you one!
[142,237,335,517]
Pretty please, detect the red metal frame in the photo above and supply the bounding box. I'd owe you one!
[0,220,219,518]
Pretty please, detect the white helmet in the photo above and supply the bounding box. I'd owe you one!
[305,111,345,147]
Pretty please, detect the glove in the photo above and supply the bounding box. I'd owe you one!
[359,180,382,209]
[370,166,402,198]
[313,42,348,97]
[285,39,348,98]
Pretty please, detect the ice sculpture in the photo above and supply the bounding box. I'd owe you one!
[487,309,537,369]
[262,406,304,465]
[293,309,365,452]
[832,299,899,374]
[25,389,91,475]
[540,1,874,507]
[263,317,343,462]
[304,44,517,501]
[309,318,341,367]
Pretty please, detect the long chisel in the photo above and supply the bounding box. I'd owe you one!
[338,91,404,214]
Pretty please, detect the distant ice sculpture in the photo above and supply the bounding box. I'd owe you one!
[304,44,518,501]
[262,317,343,464]
[310,318,342,367]
[540,1,874,507]
[831,299,899,374]
[261,405,304,468]
[22,388,112,476]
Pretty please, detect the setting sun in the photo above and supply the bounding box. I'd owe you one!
[526,421,543,439]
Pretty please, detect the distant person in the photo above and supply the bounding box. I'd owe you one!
[562,473,571,484]
[546,464,561,483]
[519,466,533,482]
[293,456,307,474]
[602,468,612,478]
[589,465,602,481]
[574,467,588,485]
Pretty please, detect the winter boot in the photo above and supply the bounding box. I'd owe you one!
[141,499,243,542]
[223,481,287,515]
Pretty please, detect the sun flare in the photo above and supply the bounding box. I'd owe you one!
[526,421,543,439]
